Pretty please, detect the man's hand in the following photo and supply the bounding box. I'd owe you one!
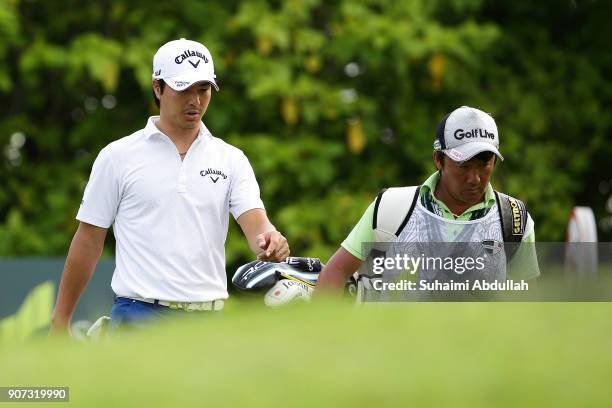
[237,209,290,262]
[255,230,290,262]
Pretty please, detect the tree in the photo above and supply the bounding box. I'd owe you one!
[1,0,610,272]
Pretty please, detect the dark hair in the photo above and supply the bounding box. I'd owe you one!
[436,150,497,167]
[152,79,166,108]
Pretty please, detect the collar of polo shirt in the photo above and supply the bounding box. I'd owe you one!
[143,116,212,140]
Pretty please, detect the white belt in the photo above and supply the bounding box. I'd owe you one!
[127,297,224,311]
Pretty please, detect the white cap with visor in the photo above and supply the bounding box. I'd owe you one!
[434,106,503,162]
[152,38,219,92]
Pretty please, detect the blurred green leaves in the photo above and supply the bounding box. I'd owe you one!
[0,281,54,342]
[0,0,610,270]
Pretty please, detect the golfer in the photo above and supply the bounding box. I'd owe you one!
[51,38,289,332]
[317,106,539,297]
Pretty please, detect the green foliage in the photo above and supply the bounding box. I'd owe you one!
[0,281,54,342]
[2,303,612,406]
[1,0,610,271]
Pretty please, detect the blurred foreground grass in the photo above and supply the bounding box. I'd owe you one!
[1,301,612,407]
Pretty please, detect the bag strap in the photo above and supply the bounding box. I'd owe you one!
[494,191,528,261]
[368,186,420,260]
[372,186,421,238]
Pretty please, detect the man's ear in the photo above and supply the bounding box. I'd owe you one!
[152,80,160,99]
[433,151,442,172]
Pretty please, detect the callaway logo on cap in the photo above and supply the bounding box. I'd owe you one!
[152,38,219,92]
[433,106,504,162]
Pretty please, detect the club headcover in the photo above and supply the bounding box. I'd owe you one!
[232,257,322,292]
[264,279,314,307]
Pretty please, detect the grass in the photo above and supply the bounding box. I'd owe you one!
[1,301,612,407]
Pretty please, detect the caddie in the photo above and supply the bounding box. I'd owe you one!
[50,38,289,333]
[317,106,539,298]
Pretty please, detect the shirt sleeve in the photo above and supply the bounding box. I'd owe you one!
[507,213,540,280]
[76,146,121,228]
[341,201,376,261]
[229,152,265,220]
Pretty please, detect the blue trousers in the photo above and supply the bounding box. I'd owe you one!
[110,297,172,329]
[110,297,222,329]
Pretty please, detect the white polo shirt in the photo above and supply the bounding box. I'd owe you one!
[76,116,264,302]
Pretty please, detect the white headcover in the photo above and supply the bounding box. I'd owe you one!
[86,316,111,340]
[264,279,313,307]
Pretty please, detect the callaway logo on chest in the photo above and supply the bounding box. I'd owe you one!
[200,168,228,183]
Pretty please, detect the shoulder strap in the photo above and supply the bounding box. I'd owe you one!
[494,191,528,261]
[363,186,420,282]
[372,186,421,242]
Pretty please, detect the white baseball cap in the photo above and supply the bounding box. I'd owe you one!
[433,106,503,162]
[152,38,219,92]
